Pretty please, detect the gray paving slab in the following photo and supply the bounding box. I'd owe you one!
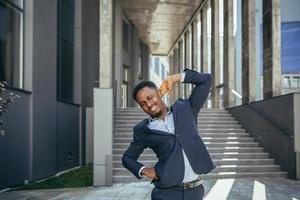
[0,178,300,200]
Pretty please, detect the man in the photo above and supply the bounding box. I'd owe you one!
[122,69,215,200]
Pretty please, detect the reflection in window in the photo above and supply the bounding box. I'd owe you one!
[154,57,160,75]
[291,76,300,88]
[281,22,300,74]
[122,21,129,52]
[161,64,165,79]
[0,0,23,88]
[283,76,290,88]
[5,0,23,8]
[57,0,75,102]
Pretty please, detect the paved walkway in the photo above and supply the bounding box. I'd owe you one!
[1,178,300,200]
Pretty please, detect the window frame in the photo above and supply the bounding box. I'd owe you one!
[0,0,24,89]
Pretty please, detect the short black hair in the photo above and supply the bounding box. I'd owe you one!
[132,81,157,102]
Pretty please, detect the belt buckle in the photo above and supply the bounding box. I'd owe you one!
[183,182,193,190]
[183,178,202,190]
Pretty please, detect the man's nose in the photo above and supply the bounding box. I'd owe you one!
[146,101,152,109]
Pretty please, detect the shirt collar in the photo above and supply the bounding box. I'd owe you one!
[148,107,171,122]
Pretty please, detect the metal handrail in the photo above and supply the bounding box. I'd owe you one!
[216,83,293,139]
[112,80,118,134]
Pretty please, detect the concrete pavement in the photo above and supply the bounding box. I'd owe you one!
[1,178,300,200]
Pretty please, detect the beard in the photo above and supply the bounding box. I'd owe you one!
[150,109,162,119]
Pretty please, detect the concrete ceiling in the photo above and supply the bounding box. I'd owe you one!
[121,0,203,55]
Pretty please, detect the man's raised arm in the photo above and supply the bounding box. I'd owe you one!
[182,68,212,115]
[159,68,212,115]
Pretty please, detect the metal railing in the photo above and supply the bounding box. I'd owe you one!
[112,80,117,135]
[216,83,293,139]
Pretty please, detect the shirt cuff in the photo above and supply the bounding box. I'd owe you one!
[181,72,186,83]
[138,166,147,178]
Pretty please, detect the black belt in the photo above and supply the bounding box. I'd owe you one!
[156,177,203,190]
[182,176,203,189]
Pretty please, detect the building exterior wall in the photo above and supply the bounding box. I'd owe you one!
[113,5,150,108]
[30,0,58,180]
[0,0,99,189]
[0,90,31,189]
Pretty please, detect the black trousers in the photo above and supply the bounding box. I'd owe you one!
[151,184,205,200]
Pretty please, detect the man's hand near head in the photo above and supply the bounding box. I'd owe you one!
[141,167,159,180]
[158,73,181,98]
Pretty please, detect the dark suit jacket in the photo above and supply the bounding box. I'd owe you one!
[122,69,215,188]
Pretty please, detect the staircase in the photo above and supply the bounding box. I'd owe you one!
[113,107,287,183]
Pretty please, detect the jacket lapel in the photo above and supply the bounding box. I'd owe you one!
[170,103,179,135]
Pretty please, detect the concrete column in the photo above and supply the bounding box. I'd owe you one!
[185,30,191,68]
[94,0,113,187]
[93,88,113,186]
[192,17,199,71]
[263,0,282,99]
[223,0,235,107]
[201,5,208,73]
[242,0,256,103]
[179,40,185,98]
[168,52,174,104]
[173,47,180,100]
[211,0,220,108]
[200,5,208,108]
[185,29,192,97]
[235,0,242,105]
[99,0,113,88]
[114,0,123,107]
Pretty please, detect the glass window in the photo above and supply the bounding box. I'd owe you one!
[291,76,300,88]
[154,57,159,75]
[161,64,165,79]
[5,0,23,8]
[296,76,300,88]
[122,21,129,52]
[0,0,23,89]
[57,0,75,102]
[283,76,290,88]
[281,22,300,74]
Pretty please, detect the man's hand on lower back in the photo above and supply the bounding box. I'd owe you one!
[141,167,159,180]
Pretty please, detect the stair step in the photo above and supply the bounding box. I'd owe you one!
[112,172,287,182]
[113,159,275,168]
[116,116,234,120]
[116,118,238,122]
[113,108,286,183]
[116,120,239,125]
[113,147,264,154]
[115,129,246,133]
[114,137,254,143]
[114,133,251,138]
[116,109,227,113]
[117,113,232,116]
[113,165,281,175]
[117,108,225,111]
[116,125,242,129]
[113,152,269,161]
[114,142,259,148]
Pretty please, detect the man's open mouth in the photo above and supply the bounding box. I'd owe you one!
[151,105,157,112]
